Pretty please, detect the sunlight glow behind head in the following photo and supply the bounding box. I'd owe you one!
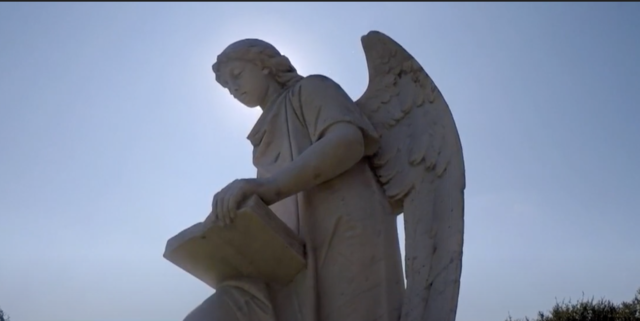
[212,38,304,94]
[209,19,313,133]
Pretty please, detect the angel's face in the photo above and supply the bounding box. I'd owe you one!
[218,60,270,108]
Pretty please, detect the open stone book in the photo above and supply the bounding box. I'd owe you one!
[163,195,306,289]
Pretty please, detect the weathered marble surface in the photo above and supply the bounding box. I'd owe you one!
[166,30,466,321]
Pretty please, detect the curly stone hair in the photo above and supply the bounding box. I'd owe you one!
[212,39,303,89]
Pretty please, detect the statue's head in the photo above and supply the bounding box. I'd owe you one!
[212,38,303,108]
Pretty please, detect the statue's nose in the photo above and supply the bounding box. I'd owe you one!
[229,82,241,93]
[228,85,240,96]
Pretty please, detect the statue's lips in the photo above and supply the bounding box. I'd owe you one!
[233,92,247,100]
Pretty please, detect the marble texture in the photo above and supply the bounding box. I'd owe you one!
[166,30,466,321]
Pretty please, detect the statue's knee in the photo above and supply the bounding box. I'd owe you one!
[183,291,237,321]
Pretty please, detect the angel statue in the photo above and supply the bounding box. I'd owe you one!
[184,31,465,321]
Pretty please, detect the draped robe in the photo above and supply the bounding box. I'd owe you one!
[184,75,404,321]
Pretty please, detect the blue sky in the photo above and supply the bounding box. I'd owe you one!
[1,2,639,321]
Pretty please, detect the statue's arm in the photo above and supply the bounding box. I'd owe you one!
[259,75,378,206]
[260,122,365,205]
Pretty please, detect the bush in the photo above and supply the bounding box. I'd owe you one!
[0,307,9,321]
[506,288,640,321]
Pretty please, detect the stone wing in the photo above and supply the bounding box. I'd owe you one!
[355,31,466,321]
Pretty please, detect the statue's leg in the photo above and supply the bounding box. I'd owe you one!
[183,290,238,321]
[183,279,277,321]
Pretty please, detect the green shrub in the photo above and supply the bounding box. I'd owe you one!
[507,288,640,321]
[0,307,9,321]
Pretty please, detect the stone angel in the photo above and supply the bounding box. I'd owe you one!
[186,31,465,321]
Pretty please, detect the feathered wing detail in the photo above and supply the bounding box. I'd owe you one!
[355,31,466,321]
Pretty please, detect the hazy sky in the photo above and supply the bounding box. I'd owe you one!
[1,2,639,321]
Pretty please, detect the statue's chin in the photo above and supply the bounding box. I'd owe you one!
[234,97,259,108]
[242,101,260,109]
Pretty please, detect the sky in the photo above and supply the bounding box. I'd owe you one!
[0,2,639,321]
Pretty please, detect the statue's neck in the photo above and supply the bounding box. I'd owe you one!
[260,83,287,113]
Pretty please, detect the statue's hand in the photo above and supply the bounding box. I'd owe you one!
[204,178,275,227]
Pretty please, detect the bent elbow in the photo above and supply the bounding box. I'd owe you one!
[320,122,366,168]
[345,130,365,161]
[334,124,365,164]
